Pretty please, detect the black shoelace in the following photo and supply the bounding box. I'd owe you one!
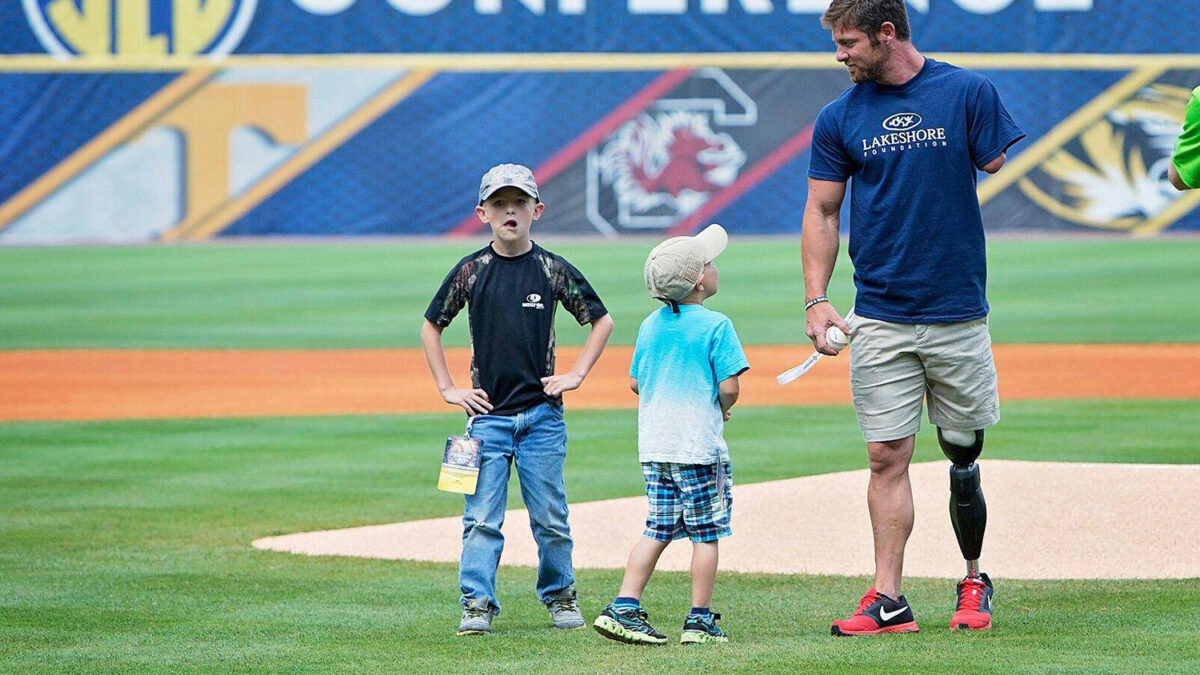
[549,596,579,613]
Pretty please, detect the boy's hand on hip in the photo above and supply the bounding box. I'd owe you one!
[442,387,492,416]
[541,373,583,396]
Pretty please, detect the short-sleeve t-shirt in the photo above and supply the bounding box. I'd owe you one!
[425,243,608,416]
[808,58,1025,324]
[630,305,749,465]
[1172,86,1200,189]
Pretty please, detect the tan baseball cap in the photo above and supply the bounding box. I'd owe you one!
[644,224,728,303]
[478,163,539,204]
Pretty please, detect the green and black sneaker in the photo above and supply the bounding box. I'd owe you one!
[681,611,728,644]
[592,603,668,645]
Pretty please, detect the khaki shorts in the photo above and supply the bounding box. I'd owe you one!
[849,316,1000,443]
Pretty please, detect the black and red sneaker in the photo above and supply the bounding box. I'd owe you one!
[830,588,919,636]
[950,573,993,630]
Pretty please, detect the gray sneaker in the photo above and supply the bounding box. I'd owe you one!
[457,600,496,636]
[545,588,585,630]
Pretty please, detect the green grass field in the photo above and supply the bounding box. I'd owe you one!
[2,240,1198,673]
[1,238,1198,347]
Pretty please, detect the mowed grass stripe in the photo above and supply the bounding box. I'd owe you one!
[0,238,1196,348]
[2,400,1195,529]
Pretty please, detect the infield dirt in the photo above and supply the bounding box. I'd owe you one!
[3,344,1197,421]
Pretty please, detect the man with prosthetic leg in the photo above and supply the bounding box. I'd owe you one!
[798,0,1023,636]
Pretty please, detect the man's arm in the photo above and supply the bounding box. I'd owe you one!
[980,153,1006,174]
[542,314,614,396]
[801,177,853,355]
[629,376,639,395]
[1168,163,1190,191]
[420,319,492,415]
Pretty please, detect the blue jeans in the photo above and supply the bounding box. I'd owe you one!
[459,401,574,613]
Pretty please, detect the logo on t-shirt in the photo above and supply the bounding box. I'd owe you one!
[862,112,948,157]
[883,112,923,131]
[522,293,545,310]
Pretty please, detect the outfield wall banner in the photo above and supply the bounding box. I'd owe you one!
[2,63,1199,243]
[1,2,1199,242]
[2,1,1198,56]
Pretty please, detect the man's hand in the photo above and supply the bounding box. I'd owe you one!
[542,373,584,396]
[722,408,732,422]
[442,387,492,416]
[806,302,853,356]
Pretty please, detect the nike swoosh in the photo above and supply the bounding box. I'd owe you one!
[879,606,908,621]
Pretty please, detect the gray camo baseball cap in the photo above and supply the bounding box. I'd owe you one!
[478,163,540,204]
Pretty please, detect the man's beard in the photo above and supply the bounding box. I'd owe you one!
[849,42,887,83]
[850,60,885,83]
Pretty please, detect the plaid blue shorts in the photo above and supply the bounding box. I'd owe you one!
[641,461,733,543]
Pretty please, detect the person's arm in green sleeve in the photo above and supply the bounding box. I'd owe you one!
[1169,87,1200,191]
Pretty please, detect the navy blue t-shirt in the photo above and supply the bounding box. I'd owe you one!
[808,58,1025,323]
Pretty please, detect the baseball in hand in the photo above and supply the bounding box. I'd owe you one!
[825,325,850,352]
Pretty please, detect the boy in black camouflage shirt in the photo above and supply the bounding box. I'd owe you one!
[421,164,614,636]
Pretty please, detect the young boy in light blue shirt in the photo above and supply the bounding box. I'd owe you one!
[592,224,749,646]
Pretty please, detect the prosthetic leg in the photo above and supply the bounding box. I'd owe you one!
[939,428,995,629]
[937,428,986,577]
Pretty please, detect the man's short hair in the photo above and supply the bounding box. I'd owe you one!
[821,0,911,41]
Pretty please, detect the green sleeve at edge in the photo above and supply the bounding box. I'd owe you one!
[1172,87,1200,188]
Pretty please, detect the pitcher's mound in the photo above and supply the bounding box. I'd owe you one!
[254,460,1200,580]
